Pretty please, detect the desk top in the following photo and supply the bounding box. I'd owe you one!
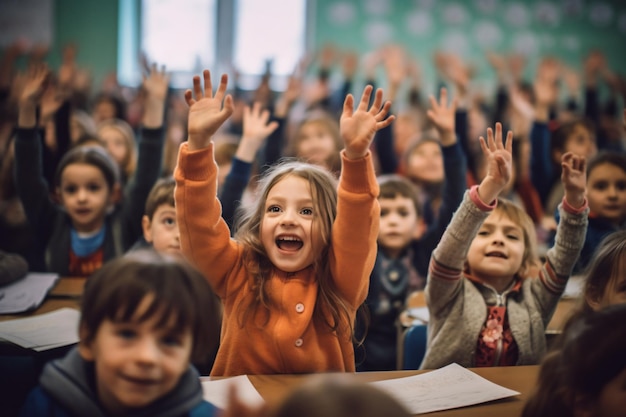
[243,366,538,417]
[0,276,84,322]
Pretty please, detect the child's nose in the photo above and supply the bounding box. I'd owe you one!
[135,338,159,365]
[280,210,296,226]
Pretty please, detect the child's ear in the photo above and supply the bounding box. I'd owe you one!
[413,218,426,240]
[78,324,95,361]
[109,183,122,205]
[142,215,153,243]
[54,187,62,205]
[585,291,602,311]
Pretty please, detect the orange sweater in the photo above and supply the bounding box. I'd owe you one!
[174,143,379,376]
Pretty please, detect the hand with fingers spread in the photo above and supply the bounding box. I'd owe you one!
[476,123,514,204]
[426,87,457,146]
[340,85,395,160]
[143,63,171,128]
[560,152,587,209]
[18,62,51,128]
[185,69,234,151]
[236,102,279,162]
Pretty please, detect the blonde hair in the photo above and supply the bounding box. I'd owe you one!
[96,118,137,181]
[289,112,342,174]
[234,160,356,338]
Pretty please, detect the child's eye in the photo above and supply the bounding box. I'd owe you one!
[267,206,281,213]
[477,230,489,236]
[592,181,608,191]
[116,329,136,340]
[63,185,77,194]
[398,210,409,217]
[87,184,102,192]
[163,217,176,226]
[300,208,313,215]
[162,334,183,347]
[380,209,389,217]
[616,181,626,191]
[507,235,520,240]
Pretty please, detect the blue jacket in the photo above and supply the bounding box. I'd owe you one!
[19,348,219,417]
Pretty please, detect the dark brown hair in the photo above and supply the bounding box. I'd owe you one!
[80,250,221,363]
[144,176,176,220]
[55,145,120,191]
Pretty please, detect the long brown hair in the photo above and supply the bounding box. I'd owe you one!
[234,160,356,340]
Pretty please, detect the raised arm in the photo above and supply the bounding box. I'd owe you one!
[220,102,278,231]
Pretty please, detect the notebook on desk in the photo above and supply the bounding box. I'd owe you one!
[0,272,60,314]
[0,307,80,351]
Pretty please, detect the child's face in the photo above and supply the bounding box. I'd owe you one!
[586,163,626,225]
[93,100,117,124]
[58,163,113,233]
[564,125,597,159]
[378,195,419,259]
[79,296,192,415]
[142,204,180,257]
[297,123,337,168]
[467,211,525,289]
[591,367,626,417]
[406,141,444,184]
[99,126,130,168]
[261,175,323,272]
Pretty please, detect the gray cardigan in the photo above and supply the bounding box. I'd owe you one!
[421,189,588,369]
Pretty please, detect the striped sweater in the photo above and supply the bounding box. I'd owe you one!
[421,186,588,369]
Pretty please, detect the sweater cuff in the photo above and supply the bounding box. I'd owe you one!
[562,196,588,215]
[469,185,497,211]
[339,150,379,196]
[176,142,215,181]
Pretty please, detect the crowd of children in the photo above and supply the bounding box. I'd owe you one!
[0,39,625,415]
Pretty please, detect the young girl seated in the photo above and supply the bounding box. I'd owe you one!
[521,303,626,417]
[174,70,394,376]
[422,123,589,369]
[19,250,222,417]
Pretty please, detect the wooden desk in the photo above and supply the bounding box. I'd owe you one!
[241,366,537,417]
[0,276,84,322]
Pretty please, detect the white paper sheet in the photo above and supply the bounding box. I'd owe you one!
[0,307,80,350]
[201,375,265,410]
[370,363,520,414]
[407,306,430,324]
[0,272,60,314]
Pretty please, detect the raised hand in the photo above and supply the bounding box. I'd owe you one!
[142,63,170,128]
[426,87,457,146]
[340,85,395,160]
[184,69,234,151]
[236,102,279,162]
[19,62,50,105]
[476,123,514,204]
[143,63,170,102]
[18,62,50,128]
[560,152,586,209]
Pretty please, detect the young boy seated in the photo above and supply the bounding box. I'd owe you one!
[131,177,181,257]
[19,250,222,416]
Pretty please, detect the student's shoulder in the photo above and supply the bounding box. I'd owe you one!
[19,386,71,417]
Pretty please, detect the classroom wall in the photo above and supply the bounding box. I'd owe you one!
[311,0,626,95]
[2,0,625,97]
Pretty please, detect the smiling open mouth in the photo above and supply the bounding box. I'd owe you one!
[486,252,507,259]
[276,236,303,251]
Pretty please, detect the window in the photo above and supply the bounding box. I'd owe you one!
[233,0,307,90]
[119,0,307,90]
